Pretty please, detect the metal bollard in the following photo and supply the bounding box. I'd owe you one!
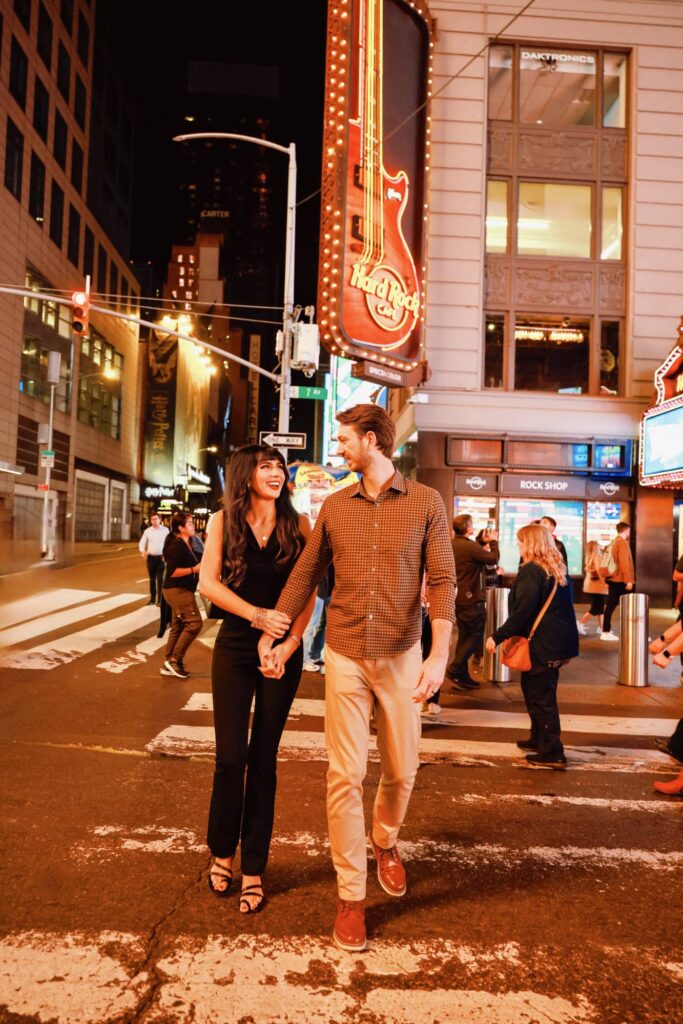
[618,592,649,687]
[484,587,511,683]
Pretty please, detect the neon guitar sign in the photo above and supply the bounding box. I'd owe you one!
[319,0,432,380]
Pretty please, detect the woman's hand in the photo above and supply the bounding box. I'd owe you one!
[252,608,291,637]
[260,637,298,678]
[485,636,497,654]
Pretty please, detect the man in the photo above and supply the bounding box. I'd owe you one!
[138,513,169,605]
[600,521,635,641]
[540,516,568,567]
[447,515,500,690]
[259,404,455,952]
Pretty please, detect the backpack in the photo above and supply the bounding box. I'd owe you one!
[598,541,618,580]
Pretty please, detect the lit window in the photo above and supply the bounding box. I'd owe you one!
[603,53,627,128]
[519,48,596,126]
[486,181,508,253]
[601,187,623,260]
[488,45,513,121]
[517,182,591,258]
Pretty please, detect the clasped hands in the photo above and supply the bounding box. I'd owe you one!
[255,608,293,679]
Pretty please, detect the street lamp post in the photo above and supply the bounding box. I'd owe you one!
[173,132,297,459]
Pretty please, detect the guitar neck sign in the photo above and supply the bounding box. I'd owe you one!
[318,0,433,384]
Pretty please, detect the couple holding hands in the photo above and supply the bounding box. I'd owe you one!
[198,403,457,951]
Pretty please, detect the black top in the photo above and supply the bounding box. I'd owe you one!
[492,562,579,664]
[453,535,500,606]
[163,537,200,591]
[220,528,302,642]
[555,537,569,568]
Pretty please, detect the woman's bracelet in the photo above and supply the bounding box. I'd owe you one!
[251,608,267,630]
[288,633,302,648]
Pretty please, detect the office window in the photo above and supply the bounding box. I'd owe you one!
[120,276,129,311]
[604,53,628,128]
[33,76,50,140]
[60,0,74,32]
[53,110,67,168]
[77,332,122,439]
[520,48,596,127]
[74,74,86,129]
[83,226,94,278]
[484,313,505,390]
[486,180,508,254]
[10,36,29,109]
[29,153,46,224]
[97,245,107,294]
[109,263,119,308]
[514,315,590,394]
[49,180,64,246]
[76,10,89,67]
[57,41,70,102]
[488,44,513,121]
[4,117,24,200]
[600,320,621,395]
[517,182,592,258]
[21,270,73,412]
[71,139,83,192]
[67,204,80,267]
[601,187,623,261]
[14,0,31,32]
[37,3,53,69]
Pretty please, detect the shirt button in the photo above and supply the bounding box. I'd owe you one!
[369,614,373,620]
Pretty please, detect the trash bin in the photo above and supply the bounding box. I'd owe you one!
[484,587,511,683]
[618,591,649,687]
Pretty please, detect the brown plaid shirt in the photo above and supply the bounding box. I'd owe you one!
[277,470,456,659]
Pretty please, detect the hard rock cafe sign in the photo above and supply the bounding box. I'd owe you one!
[318,0,432,385]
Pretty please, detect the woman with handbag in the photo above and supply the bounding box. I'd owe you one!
[577,540,608,635]
[199,445,315,914]
[485,523,579,769]
[160,512,203,679]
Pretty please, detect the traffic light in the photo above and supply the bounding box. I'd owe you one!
[72,291,90,337]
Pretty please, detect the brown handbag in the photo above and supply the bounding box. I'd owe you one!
[500,580,559,672]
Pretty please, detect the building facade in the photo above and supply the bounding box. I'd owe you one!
[0,0,143,557]
[388,0,683,604]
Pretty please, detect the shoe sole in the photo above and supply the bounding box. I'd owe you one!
[525,761,568,770]
[160,668,175,676]
[163,661,184,678]
[333,930,367,952]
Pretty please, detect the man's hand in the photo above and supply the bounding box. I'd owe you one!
[413,655,447,703]
[485,636,497,654]
[626,582,634,591]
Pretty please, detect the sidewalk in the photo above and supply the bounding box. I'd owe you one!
[1,540,139,578]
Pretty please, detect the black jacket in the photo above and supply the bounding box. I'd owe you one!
[492,562,579,664]
[453,535,500,606]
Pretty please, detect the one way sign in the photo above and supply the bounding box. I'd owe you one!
[259,431,307,449]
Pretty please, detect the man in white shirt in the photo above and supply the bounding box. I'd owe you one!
[139,513,169,604]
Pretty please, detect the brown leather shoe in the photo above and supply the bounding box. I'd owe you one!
[333,899,366,952]
[369,833,406,896]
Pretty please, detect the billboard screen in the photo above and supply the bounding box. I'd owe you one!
[641,405,683,480]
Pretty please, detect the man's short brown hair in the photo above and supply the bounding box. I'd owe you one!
[616,521,630,534]
[336,403,396,457]
[453,514,473,536]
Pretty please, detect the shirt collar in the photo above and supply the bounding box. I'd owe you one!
[352,468,406,500]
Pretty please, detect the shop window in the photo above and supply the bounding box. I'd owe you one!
[518,182,592,258]
[4,117,24,201]
[499,498,584,574]
[486,180,508,254]
[601,187,623,260]
[53,110,67,168]
[600,321,621,395]
[10,36,29,109]
[603,53,628,128]
[514,315,590,394]
[586,501,628,550]
[57,42,70,103]
[49,180,64,246]
[33,76,50,140]
[37,3,52,70]
[29,153,46,224]
[484,313,505,389]
[453,497,496,539]
[519,48,596,126]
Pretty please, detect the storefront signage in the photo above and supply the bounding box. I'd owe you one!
[500,474,587,498]
[186,464,210,486]
[640,317,683,488]
[455,473,499,496]
[317,0,431,381]
[586,480,632,500]
[351,360,407,388]
[522,50,594,65]
[143,484,175,500]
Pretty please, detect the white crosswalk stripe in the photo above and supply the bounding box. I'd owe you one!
[0,588,107,631]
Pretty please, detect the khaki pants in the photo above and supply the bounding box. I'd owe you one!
[324,641,422,900]
[162,587,202,659]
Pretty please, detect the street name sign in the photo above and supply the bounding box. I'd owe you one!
[290,385,328,400]
[40,450,55,468]
[259,431,307,449]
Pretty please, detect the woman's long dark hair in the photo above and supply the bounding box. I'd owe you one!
[223,445,303,588]
[163,511,193,558]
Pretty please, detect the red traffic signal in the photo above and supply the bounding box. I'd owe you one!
[72,291,91,336]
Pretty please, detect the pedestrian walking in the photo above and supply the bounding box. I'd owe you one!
[599,522,635,641]
[486,523,579,769]
[160,513,203,679]
[199,445,314,914]
[139,512,169,605]
[540,515,569,567]
[446,516,500,690]
[259,403,456,952]
[302,566,334,673]
[577,540,608,634]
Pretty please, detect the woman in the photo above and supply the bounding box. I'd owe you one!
[199,445,315,914]
[161,512,203,680]
[578,540,608,635]
[485,523,579,770]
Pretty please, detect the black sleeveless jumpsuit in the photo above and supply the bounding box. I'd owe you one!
[206,528,304,874]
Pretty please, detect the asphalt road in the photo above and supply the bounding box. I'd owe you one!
[0,547,681,1024]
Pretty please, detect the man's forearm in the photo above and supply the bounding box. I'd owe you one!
[428,619,452,661]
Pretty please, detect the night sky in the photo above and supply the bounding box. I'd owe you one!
[130,0,328,307]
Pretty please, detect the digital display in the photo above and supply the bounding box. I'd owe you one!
[594,444,624,470]
[642,406,683,478]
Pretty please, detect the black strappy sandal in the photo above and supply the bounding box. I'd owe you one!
[208,860,233,898]
[239,883,265,914]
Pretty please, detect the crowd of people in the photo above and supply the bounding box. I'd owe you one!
[137,403,682,950]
